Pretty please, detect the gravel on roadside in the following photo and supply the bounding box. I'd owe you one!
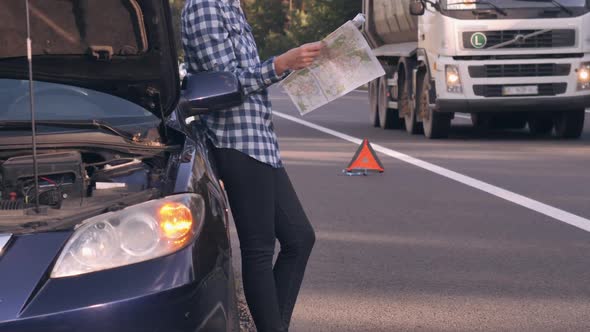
[235,270,256,332]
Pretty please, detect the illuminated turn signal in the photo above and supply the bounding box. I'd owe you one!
[159,202,193,240]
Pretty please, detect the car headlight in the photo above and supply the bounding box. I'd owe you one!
[445,65,463,93]
[51,194,205,278]
[578,62,590,90]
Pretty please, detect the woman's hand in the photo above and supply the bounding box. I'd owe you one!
[275,42,324,76]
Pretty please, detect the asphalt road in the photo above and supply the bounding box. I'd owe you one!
[232,87,590,332]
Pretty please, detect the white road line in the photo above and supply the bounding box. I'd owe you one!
[274,111,590,233]
[455,114,471,120]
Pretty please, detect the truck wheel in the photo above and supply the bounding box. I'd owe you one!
[418,73,450,139]
[502,113,527,130]
[401,75,421,135]
[378,76,403,129]
[369,80,380,127]
[491,113,527,130]
[554,109,585,139]
[471,113,492,130]
[528,114,553,136]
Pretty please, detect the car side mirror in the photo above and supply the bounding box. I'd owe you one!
[180,72,243,118]
[410,0,426,16]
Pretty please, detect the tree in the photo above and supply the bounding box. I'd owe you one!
[169,0,185,60]
[170,0,362,61]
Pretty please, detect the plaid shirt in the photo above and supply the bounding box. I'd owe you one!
[181,0,286,168]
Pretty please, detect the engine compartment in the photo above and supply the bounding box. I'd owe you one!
[0,150,166,216]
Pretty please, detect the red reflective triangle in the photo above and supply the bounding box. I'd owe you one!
[345,139,384,173]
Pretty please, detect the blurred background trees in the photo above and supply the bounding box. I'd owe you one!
[170,0,362,60]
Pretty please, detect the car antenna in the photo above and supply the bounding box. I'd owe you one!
[25,0,41,213]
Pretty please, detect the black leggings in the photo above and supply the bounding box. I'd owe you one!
[213,148,315,332]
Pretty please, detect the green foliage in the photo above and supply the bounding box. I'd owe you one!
[169,0,361,61]
[169,0,185,61]
[245,0,361,59]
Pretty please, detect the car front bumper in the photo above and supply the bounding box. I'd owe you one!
[0,273,230,332]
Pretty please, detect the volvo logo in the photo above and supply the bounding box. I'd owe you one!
[0,234,11,256]
[470,32,487,49]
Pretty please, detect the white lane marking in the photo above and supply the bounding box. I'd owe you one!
[455,114,471,120]
[274,111,590,233]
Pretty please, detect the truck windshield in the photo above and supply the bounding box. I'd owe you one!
[443,0,588,10]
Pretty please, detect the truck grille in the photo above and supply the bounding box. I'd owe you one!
[463,29,576,49]
[473,83,567,97]
[469,64,571,78]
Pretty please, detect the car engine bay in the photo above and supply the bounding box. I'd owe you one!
[0,149,167,220]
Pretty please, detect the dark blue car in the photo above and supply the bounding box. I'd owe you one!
[0,0,242,331]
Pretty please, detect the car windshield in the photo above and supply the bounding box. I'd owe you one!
[0,79,157,124]
[443,0,588,10]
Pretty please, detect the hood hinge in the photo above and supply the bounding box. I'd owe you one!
[146,87,168,139]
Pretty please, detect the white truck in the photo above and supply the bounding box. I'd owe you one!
[363,0,590,138]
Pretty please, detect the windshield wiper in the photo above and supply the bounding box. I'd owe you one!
[446,1,508,16]
[514,0,573,15]
[0,119,138,141]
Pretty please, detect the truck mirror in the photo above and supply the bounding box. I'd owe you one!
[410,1,426,16]
[180,72,244,118]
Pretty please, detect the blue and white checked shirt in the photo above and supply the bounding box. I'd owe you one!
[181,0,287,168]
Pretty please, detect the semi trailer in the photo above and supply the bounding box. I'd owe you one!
[362,0,590,138]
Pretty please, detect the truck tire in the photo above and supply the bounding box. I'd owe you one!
[471,113,492,131]
[369,80,380,127]
[398,59,421,135]
[499,113,527,130]
[473,113,527,131]
[418,73,450,139]
[528,114,553,136]
[554,109,585,139]
[378,76,404,129]
[401,74,421,134]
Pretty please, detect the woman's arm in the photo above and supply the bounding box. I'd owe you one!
[182,0,321,96]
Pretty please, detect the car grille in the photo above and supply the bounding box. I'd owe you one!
[463,29,576,49]
[473,83,567,97]
[469,64,571,78]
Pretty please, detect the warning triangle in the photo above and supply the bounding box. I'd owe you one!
[345,139,384,173]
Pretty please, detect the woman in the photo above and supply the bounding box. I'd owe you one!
[181,0,322,331]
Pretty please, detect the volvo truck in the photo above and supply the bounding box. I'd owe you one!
[363,0,590,138]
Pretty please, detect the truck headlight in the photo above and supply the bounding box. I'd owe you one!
[51,194,205,278]
[578,62,590,90]
[446,65,463,93]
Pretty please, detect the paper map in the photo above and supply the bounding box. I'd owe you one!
[281,21,385,115]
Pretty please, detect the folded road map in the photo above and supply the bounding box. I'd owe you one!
[281,19,385,115]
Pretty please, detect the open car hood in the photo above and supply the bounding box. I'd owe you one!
[0,0,180,118]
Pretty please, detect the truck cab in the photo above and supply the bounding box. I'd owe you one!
[364,0,590,138]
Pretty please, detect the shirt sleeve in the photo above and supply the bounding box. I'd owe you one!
[182,0,286,96]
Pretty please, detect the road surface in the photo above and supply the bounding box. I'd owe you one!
[232,87,590,332]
